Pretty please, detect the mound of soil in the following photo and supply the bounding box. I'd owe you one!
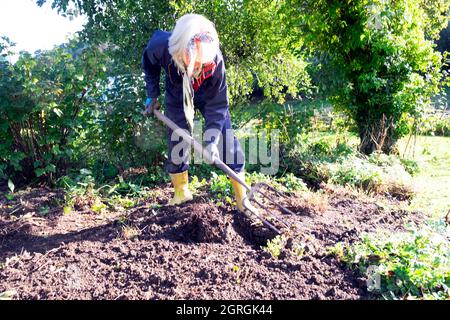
[175,203,230,243]
[0,186,423,300]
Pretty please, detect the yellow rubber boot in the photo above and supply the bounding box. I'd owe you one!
[230,171,260,218]
[169,171,193,206]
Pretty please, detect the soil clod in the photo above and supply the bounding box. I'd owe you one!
[176,204,229,243]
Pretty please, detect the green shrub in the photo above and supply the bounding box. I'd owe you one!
[0,37,108,183]
[275,173,309,193]
[419,115,450,137]
[208,171,307,201]
[400,158,421,176]
[333,220,450,300]
[298,0,448,154]
[284,133,414,196]
[326,157,384,192]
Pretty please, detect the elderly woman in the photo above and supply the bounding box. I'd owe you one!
[142,14,257,217]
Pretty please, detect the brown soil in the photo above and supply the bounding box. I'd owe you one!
[0,186,423,300]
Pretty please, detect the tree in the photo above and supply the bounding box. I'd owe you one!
[37,0,311,105]
[295,0,449,154]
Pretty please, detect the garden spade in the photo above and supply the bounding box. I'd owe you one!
[151,109,296,234]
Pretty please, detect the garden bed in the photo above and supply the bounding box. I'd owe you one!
[0,186,423,299]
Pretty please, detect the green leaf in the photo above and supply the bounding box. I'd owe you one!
[0,121,8,132]
[52,145,61,155]
[33,160,42,168]
[35,168,46,177]
[45,164,56,173]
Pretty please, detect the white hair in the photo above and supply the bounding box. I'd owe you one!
[168,14,220,74]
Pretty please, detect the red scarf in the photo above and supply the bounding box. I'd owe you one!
[193,61,216,92]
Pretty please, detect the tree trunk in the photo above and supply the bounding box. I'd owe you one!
[358,114,397,155]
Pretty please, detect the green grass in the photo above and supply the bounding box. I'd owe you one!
[398,136,450,218]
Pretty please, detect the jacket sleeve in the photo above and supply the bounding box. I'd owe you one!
[202,55,230,145]
[142,44,161,99]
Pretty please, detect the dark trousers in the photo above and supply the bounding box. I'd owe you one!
[164,103,245,174]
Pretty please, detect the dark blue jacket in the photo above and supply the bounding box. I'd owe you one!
[142,30,230,138]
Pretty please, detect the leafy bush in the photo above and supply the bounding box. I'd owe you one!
[297,0,449,154]
[275,173,309,193]
[399,158,420,176]
[235,101,354,155]
[44,0,311,105]
[286,133,414,197]
[418,86,449,137]
[419,114,450,137]
[333,220,450,300]
[0,37,108,184]
[326,157,384,192]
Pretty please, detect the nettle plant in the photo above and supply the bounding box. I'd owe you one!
[0,37,108,183]
[297,0,449,154]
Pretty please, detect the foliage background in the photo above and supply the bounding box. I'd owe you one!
[0,0,449,185]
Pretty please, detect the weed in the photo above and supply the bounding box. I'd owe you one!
[122,225,141,240]
[262,235,286,259]
[210,172,233,201]
[232,265,241,284]
[332,220,450,300]
[292,242,307,257]
[63,206,72,215]
[399,158,420,176]
[189,175,207,193]
[57,168,155,214]
[91,197,107,213]
[328,242,345,259]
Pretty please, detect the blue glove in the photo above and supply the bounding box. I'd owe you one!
[143,97,160,116]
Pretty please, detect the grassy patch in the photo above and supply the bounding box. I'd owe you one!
[398,136,450,218]
[57,169,155,214]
